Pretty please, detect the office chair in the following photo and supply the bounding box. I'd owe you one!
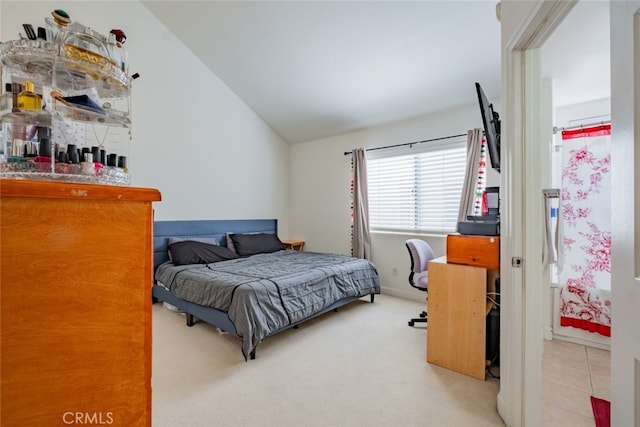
[405,239,435,327]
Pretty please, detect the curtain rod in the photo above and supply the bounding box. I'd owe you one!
[343,132,467,156]
[553,120,611,135]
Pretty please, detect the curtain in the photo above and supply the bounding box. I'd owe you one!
[351,148,371,259]
[558,124,611,337]
[457,128,484,223]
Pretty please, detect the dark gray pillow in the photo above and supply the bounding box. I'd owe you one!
[168,241,238,265]
[229,233,285,256]
[168,237,219,246]
[167,237,219,260]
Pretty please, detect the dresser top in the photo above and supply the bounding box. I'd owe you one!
[0,179,161,202]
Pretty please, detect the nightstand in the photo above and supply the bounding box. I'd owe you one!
[282,240,305,251]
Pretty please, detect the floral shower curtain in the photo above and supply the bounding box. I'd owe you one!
[558,124,611,337]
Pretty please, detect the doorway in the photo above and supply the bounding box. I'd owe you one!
[497,1,616,425]
[540,2,611,343]
[500,1,639,425]
[539,3,611,423]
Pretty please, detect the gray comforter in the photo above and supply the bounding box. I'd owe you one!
[155,250,380,358]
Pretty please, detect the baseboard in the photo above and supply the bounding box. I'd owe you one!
[380,287,426,303]
[552,333,610,351]
[496,393,509,426]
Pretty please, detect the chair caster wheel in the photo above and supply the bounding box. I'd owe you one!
[408,321,414,326]
[419,312,426,318]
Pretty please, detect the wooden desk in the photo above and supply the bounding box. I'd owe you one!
[426,256,498,380]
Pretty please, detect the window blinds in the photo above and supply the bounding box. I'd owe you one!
[367,136,467,233]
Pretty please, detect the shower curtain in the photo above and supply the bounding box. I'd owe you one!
[558,124,611,337]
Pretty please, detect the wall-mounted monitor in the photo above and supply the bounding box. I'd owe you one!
[475,82,501,173]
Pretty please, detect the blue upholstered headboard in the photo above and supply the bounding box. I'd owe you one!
[153,219,278,269]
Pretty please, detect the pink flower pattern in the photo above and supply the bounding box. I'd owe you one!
[559,136,611,336]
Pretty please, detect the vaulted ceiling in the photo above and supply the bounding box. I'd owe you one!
[142,1,609,144]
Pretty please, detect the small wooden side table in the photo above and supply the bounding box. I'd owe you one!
[282,240,305,251]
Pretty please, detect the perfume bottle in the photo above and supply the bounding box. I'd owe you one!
[16,81,42,112]
[2,84,13,112]
[81,153,95,175]
[9,82,22,112]
[44,9,71,44]
[108,29,128,73]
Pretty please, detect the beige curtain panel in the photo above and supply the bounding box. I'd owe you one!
[352,147,371,259]
[457,128,483,225]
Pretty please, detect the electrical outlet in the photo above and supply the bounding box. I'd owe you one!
[392,267,398,277]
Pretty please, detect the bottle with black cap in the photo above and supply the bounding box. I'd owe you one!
[117,156,127,172]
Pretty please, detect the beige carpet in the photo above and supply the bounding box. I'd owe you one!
[152,294,504,426]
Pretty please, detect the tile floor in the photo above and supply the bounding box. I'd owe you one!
[542,339,611,426]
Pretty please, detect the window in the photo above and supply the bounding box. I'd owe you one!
[367,137,467,233]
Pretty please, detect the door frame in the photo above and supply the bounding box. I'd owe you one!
[498,2,576,426]
[504,2,640,426]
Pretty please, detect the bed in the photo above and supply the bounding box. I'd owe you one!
[152,219,380,360]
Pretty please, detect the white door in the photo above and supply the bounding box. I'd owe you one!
[610,2,640,425]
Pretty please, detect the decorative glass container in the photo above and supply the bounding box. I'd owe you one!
[0,11,132,186]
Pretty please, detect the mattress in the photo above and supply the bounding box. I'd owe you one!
[155,250,380,358]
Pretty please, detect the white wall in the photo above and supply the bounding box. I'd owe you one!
[289,103,500,300]
[1,1,290,233]
[3,1,504,300]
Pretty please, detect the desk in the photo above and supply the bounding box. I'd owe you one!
[426,256,498,380]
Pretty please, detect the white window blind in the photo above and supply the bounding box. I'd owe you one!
[367,137,467,233]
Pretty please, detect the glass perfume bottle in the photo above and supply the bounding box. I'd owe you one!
[81,152,95,175]
[16,81,42,112]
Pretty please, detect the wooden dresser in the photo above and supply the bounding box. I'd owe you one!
[0,179,161,426]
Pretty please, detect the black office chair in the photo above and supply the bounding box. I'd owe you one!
[405,239,435,327]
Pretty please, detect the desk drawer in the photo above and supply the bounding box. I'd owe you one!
[446,234,500,269]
